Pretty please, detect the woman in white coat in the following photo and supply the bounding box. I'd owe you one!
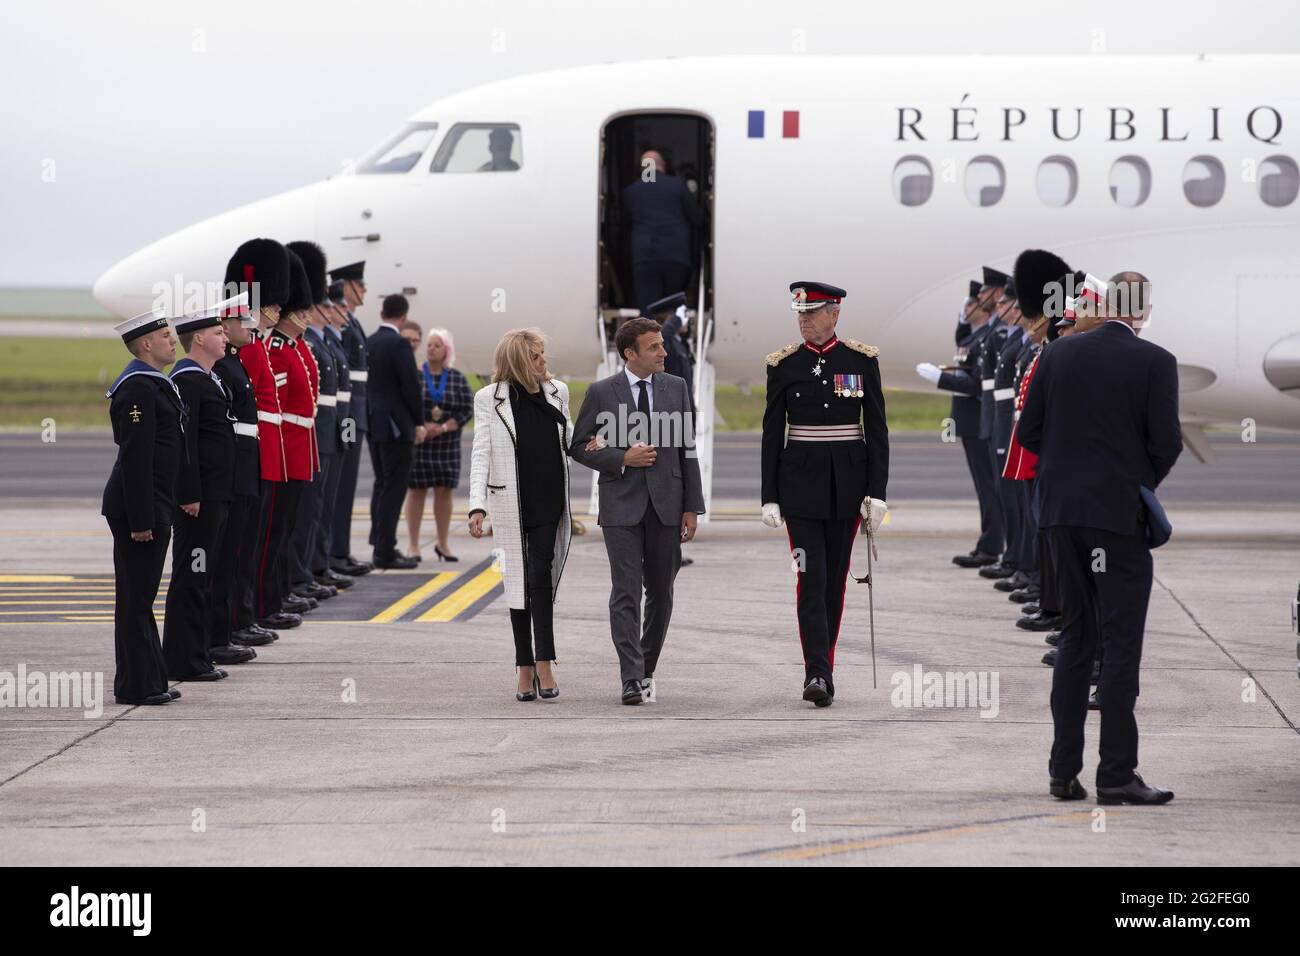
[467,329,573,701]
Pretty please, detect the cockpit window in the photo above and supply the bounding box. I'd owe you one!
[356,122,439,174]
[430,124,522,173]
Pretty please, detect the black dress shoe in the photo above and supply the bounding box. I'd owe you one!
[116,692,172,706]
[258,612,301,630]
[1017,613,1063,632]
[1088,689,1100,710]
[185,668,228,681]
[680,556,694,567]
[802,676,833,707]
[994,570,1030,592]
[373,552,419,570]
[1021,602,1041,615]
[1045,631,1061,646]
[211,645,256,665]
[251,624,280,641]
[1009,587,1039,604]
[332,557,372,576]
[621,679,646,705]
[317,569,354,589]
[283,593,314,613]
[231,627,275,647]
[979,562,1017,580]
[295,582,336,601]
[1041,648,1057,667]
[166,688,182,700]
[1097,774,1174,806]
[953,550,998,568]
[1049,776,1088,800]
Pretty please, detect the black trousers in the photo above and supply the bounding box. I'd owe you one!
[1047,524,1152,788]
[990,442,1020,568]
[370,439,413,560]
[1017,480,1037,573]
[331,430,365,560]
[314,447,344,572]
[290,456,332,589]
[107,518,172,701]
[235,480,272,629]
[632,260,691,315]
[163,501,229,678]
[961,437,1003,555]
[214,492,258,645]
[255,479,302,618]
[510,520,560,666]
[785,514,861,692]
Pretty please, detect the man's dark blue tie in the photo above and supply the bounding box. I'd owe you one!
[637,378,650,417]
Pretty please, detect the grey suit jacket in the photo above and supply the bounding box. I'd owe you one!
[569,371,706,527]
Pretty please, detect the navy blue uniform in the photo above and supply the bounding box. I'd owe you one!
[937,321,1003,556]
[332,311,369,565]
[621,173,703,313]
[213,345,263,644]
[761,335,889,692]
[102,362,186,702]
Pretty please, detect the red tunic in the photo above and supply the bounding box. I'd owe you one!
[1002,349,1041,480]
[238,333,286,483]
[267,329,318,481]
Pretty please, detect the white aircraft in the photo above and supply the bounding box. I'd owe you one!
[95,54,1300,465]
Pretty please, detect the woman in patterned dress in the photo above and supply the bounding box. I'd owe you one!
[404,328,473,561]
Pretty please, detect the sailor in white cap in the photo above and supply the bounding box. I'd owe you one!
[101,308,185,705]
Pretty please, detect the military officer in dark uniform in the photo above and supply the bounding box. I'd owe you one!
[982,279,1029,584]
[211,291,278,652]
[645,291,695,387]
[761,281,889,707]
[314,288,355,587]
[162,299,256,681]
[327,261,373,577]
[916,269,1007,566]
[102,309,186,706]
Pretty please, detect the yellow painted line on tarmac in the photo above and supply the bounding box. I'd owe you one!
[0,574,77,583]
[416,566,502,622]
[367,572,459,624]
[0,600,120,606]
[0,589,116,595]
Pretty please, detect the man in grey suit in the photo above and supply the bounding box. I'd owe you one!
[570,317,706,705]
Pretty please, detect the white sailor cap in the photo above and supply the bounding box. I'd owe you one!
[114,308,170,344]
[172,291,252,334]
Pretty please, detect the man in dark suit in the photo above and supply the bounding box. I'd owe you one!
[569,317,705,705]
[1018,271,1182,806]
[621,149,704,314]
[366,294,426,569]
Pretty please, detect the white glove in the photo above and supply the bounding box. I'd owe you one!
[761,502,783,529]
[915,362,941,384]
[860,497,888,533]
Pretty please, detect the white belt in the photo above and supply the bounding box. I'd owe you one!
[788,424,864,442]
[232,422,259,438]
[317,394,338,407]
[981,379,994,391]
[350,370,368,382]
[336,390,351,402]
[993,387,1015,401]
[283,413,314,428]
[257,410,282,425]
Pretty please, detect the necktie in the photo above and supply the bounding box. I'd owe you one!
[637,378,650,417]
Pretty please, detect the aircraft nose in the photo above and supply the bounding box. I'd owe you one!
[91,182,324,318]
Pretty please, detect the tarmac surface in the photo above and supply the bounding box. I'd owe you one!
[0,446,1297,863]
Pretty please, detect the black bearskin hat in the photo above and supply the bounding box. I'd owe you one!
[1013,249,1072,320]
[224,238,290,308]
[286,240,328,305]
[283,250,314,314]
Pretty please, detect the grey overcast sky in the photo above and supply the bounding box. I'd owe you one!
[1,0,1297,287]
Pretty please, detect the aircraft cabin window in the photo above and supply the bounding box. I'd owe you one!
[1183,155,1225,207]
[431,123,523,173]
[1259,155,1299,207]
[892,156,933,206]
[964,156,1005,207]
[1036,156,1078,207]
[1109,156,1152,207]
[355,122,439,174]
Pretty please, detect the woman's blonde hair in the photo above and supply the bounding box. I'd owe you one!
[492,328,550,391]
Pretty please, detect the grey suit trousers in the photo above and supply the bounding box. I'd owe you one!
[602,500,681,683]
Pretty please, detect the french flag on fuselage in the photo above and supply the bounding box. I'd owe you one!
[748,110,800,138]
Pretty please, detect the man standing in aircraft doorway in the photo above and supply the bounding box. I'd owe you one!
[621,149,704,314]
[760,282,889,708]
